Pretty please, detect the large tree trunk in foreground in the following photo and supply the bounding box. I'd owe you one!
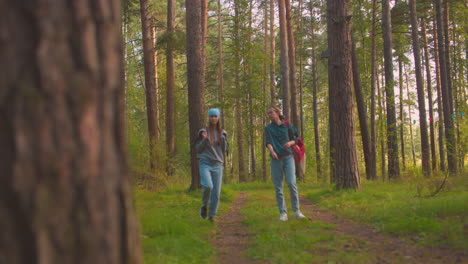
[0,1,142,263]
[187,0,205,190]
[327,0,360,190]
[278,0,290,118]
[166,0,176,176]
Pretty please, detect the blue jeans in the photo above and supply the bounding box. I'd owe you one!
[200,159,223,217]
[271,154,300,213]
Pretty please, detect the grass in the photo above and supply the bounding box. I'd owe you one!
[305,175,468,249]
[135,186,235,264]
[238,188,373,264]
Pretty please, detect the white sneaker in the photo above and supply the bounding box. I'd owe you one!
[279,212,288,221]
[295,211,306,219]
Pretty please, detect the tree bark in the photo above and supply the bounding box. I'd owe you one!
[217,0,225,129]
[263,0,268,182]
[405,69,417,167]
[270,0,277,105]
[285,0,300,132]
[0,1,142,263]
[140,0,158,171]
[421,17,437,171]
[311,20,322,179]
[435,0,457,175]
[381,0,400,179]
[398,57,406,171]
[378,65,386,180]
[351,35,375,181]
[369,0,378,180]
[278,0,290,118]
[409,0,431,177]
[166,0,176,176]
[433,17,446,172]
[187,0,205,190]
[151,26,161,142]
[327,0,360,190]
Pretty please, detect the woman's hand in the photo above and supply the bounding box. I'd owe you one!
[283,140,295,149]
[201,131,207,139]
[271,151,279,160]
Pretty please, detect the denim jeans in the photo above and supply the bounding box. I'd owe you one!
[271,154,300,214]
[200,159,223,217]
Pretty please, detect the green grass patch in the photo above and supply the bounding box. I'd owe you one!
[135,186,235,264]
[305,176,468,249]
[241,189,373,264]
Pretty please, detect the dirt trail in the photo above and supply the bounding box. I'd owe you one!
[211,192,265,264]
[300,196,468,264]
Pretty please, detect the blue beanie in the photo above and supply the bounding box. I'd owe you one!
[208,108,221,117]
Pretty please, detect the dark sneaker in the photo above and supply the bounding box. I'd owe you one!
[200,206,207,219]
[208,216,215,223]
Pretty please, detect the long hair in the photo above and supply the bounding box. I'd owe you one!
[207,119,222,146]
[269,105,285,120]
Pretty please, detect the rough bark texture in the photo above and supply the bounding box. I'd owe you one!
[369,0,377,180]
[217,0,225,129]
[351,35,375,181]
[433,18,446,172]
[327,0,360,190]
[187,0,205,190]
[151,26,161,141]
[311,24,322,179]
[435,0,457,175]
[0,1,142,263]
[262,0,268,182]
[140,0,158,171]
[284,0,300,133]
[421,17,437,171]
[409,0,431,177]
[166,0,176,176]
[381,0,400,179]
[278,0,290,118]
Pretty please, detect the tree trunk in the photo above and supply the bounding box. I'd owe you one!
[443,0,454,113]
[247,2,256,181]
[435,0,457,175]
[378,65,387,180]
[409,0,431,177]
[187,0,205,191]
[285,0,300,132]
[433,17,446,172]
[398,57,406,171]
[166,0,176,176]
[140,0,158,171]
[351,35,375,180]
[421,17,437,171]
[381,0,400,179]
[311,22,322,179]
[278,0,290,118]
[0,1,142,262]
[327,0,360,190]
[263,0,268,182]
[270,0,277,105]
[151,25,161,142]
[298,0,304,138]
[217,0,225,129]
[405,69,417,167]
[369,0,378,180]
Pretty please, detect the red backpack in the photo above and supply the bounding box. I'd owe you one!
[284,120,306,163]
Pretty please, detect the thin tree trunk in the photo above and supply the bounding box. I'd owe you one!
[1,1,142,262]
[311,22,322,179]
[263,0,268,182]
[381,0,400,179]
[405,69,417,167]
[299,0,304,138]
[285,0,300,132]
[351,35,375,180]
[247,1,256,181]
[217,0,225,129]
[187,0,205,191]
[435,0,457,175]
[421,17,437,171]
[166,0,176,176]
[369,0,378,180]
[433,18,446,172]
[270,0,277,105]
[443,0,454,112]
[140,0,158,171]
[278,0,290,118]
[151,25,161,141]
[398,57,406,171]
[409,0,431,176]
[327,0,360,190]
[378,65,386,180]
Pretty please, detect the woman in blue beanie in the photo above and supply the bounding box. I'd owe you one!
[195,108,228,222]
